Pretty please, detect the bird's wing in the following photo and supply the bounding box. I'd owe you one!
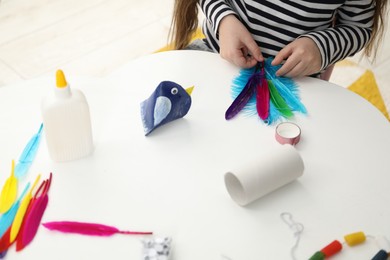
[153,96,171,126]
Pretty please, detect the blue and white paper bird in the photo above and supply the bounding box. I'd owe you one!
[140,81,194,136]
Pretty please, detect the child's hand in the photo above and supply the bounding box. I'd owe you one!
[218,15,263,68]
[272,37,322,77]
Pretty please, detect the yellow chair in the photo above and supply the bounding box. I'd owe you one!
[348,69,389,120]
[155,28,205,53]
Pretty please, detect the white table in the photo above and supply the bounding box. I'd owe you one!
[1,50,389,260]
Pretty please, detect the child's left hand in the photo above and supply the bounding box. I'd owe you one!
[272,37,322,78]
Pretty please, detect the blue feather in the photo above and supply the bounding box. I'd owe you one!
[267,101,282,125]
[15,124,43,179]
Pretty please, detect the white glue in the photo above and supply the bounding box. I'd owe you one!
[41,70,93,162]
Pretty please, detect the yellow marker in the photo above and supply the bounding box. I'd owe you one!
[56,69,68,88]
[186,86,194,96]
[344,231,366,246]
[10,174,41,243]
[0,160,18,213]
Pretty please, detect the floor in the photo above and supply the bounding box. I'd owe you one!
[0,0,389,116]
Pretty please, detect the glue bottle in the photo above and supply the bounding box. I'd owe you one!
[41,69,94,162]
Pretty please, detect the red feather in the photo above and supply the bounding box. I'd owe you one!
[42,221,153,236]
[16,173,52,252]
[255,66,270,120]
[0,227,11,254]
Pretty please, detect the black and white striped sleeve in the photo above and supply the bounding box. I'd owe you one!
[301,0,375,70]
[199,0,237,35]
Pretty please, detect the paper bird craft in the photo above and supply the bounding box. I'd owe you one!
[141,81,194,136]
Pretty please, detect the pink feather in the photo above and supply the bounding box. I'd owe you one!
[42,221,153,236]
[16,195,48,251]
[16,173,52,252]
[255,66,270,120]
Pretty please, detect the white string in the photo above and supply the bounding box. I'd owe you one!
[281,212,304,260]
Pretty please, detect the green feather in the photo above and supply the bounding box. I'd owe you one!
[268,80,293,118]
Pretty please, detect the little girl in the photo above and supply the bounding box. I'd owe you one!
[170,0,388,79]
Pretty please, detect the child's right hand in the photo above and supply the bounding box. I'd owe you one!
[218,15,263,68]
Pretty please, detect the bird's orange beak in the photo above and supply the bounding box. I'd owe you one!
[185,86,194,96]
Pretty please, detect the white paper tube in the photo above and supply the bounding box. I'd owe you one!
[224,145,304,206]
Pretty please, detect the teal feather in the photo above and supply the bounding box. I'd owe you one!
[15,124,43,179]
[267,101,282,125]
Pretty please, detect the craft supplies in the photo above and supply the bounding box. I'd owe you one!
[16,173,52,251]
[142,237,172,260]
[0,183,30,238]
[0,174,51,256]
[0,126,45,256]
[320,240,343,257]
[226,59,307,124]
[141,81,193,136]
[281,213,390,260]
[42,221,153,237]
[309,240,343,259]
[0,161,18,214]
[281,212,304,260]
[308,231,390,260]
[14,124,43,179]
[344,231,366,246]
[372,249,389,260]
[275,122,301,145]
[41,70,93,162]
[224,145,304,206]
[0,229,10,257]
[225,62,269,120]
[10,175,41,243]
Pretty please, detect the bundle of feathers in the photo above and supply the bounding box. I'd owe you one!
[225,59,307,125]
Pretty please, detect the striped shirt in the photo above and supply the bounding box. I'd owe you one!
[200,0,375,70]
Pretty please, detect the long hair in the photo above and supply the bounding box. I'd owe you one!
[169,0,199,50]
[364,0,389,60]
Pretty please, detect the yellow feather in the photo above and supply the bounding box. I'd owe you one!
[10,174,41,243]
[0,160,18,213]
